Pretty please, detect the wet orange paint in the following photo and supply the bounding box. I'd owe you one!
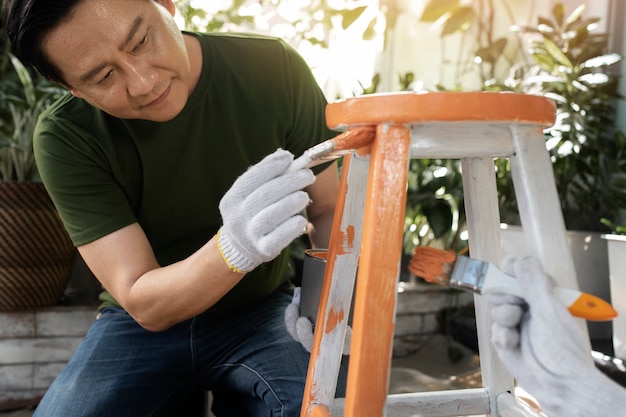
[324,308,346,334]
[334,225,356,255]
[310,404,332,417]
[326,91,556,129]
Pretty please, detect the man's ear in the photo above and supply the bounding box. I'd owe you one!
[156,0,176,16]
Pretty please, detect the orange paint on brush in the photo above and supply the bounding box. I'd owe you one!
[332,125,376,151]
[408,246,457,285]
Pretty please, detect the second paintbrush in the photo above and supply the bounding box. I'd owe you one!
[409,246,617,322]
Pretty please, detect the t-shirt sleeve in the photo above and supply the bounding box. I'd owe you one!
[34,113,137,247]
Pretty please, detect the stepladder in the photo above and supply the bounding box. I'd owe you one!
[300,92,586,417]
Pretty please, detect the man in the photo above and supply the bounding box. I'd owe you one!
[2,0,347,415]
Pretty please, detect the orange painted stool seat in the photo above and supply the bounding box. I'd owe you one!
[300,92,584,417]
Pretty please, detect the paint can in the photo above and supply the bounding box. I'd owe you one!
[300,249,354,325]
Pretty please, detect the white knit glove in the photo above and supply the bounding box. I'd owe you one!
[218,149,314,273]
[489,256,626,417]
[285,287,352,355]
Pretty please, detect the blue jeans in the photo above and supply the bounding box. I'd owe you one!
[33,290,348,417]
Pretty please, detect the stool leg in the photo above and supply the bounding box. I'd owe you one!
[508,126,578,289]
[343,124,411,417]
[509,125,591,350]
[301,152,370,416]
[461,156,514,414]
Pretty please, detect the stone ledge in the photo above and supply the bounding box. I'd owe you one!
[0,306,96,412]
[0,306,97,338]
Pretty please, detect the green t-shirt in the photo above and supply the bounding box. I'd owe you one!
[34,32,336,314]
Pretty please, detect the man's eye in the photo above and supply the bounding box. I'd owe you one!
[98,70,113,84]
[133,35,148,53]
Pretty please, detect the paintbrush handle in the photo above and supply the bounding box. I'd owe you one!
[477,265,616,321]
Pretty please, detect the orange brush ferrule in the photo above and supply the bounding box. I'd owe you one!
[409,247,617,322]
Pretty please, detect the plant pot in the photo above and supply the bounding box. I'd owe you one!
[604,234,626,359]
[500,224,611,342]
[0,181,75,310]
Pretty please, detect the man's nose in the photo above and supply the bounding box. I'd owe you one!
[124,59,157,97]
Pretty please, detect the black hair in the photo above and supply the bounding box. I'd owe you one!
[1,0,83,84]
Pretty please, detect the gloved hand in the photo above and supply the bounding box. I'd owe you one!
[285,287,352,355]
[218,149,314,273]
[489,256,626,417]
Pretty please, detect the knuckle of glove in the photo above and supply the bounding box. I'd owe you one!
[243,169,312,213]
[491,303,525,327]
[491,324,520,350]
[255,215,308,258]
[247,191,310,237]
[221,150,294,209]
[499,255,518,276]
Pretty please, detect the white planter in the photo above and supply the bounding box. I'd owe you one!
[500,225,611,341]
[604,234,626,359]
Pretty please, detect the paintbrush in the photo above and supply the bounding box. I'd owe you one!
[288,125,376,171]
[409,246,617,321]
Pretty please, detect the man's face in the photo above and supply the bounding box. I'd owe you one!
[43,0,191,121]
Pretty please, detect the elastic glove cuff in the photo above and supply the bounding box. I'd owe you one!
[217,228,258,274]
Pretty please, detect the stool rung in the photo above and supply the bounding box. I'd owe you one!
[497,393,545,417]
[332,389,490,417]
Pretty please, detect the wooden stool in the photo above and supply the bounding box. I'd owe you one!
[300,92,585,417]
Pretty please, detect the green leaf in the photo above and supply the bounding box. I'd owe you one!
[537,17,556,33]
[581,53,622,69]
[422,200,454,238]
[543,38,573,68]
[567,17,600,35]
[420,0,460,23]
[362,17,377,41]
[8,54,36,107]
[553,3,565,28]
[340,6,367,30]
[530,51,559,72]
[578,73,610,86]
[441,6,475,37]
[475,37,507,64]
[565,4,586,26]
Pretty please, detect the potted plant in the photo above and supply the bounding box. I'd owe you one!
[0,34,75,310]
[415,2,625,343]
[496,3,625,342]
